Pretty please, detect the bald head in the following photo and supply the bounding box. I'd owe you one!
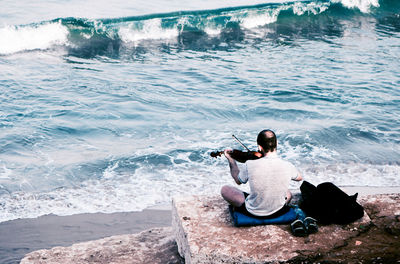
[257,129,277,153]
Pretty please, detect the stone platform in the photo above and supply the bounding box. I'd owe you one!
[172,194,375,264]
[21,193,400,263]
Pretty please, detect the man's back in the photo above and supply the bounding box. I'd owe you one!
[240,152,298,216]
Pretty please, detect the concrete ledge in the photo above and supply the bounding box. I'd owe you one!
[172,194,376,264]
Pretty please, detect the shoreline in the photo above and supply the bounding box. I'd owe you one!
[2,186,400,263]
[0,209,172,264]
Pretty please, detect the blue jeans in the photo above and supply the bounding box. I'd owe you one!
[292,205,306,221]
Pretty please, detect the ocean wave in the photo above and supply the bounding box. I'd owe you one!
[0,21,68,55]
[333,0,379,13]
[0,0,395,56]
[0,158,399,223]
[119,18,179,43]
[0,123,399,223]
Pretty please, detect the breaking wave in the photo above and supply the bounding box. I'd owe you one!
[0,0,392,56]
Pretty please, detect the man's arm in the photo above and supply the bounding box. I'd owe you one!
[224,150,242,185]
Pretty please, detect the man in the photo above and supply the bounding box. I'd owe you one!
[221,129,303,218]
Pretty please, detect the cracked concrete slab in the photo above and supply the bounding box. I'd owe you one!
[172,195,371,264]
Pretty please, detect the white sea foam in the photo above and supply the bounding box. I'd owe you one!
[204,27,222,36]
[0,21,69,55]
[0,162,229,223]
[102,161,119,179]
[333,0,380,13]
[292,2,330,16]
[301,163,400,187]
[0,156,399,223]
[239,1,330,30]
[240,8,282,29]
[119,18,179,43]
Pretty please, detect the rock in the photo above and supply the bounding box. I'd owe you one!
[359,193,400,235]
[20,227,183,264]
[172,195,371,264]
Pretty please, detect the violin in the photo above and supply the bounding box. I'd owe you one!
[210,134,263,163]
[210,149,262,163]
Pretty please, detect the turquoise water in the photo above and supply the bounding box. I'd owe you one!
[0,0,399,222]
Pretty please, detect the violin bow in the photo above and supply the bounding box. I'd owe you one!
[231,134,251,152]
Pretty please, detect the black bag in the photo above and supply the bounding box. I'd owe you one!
[299,181,364,225]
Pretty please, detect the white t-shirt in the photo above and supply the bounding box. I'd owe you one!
[238,152,299,216]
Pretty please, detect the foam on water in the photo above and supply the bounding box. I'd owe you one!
[239,7,282,29]
[0,155,227,222]
[0,21,68,55]
[1,149,399,223]
[292,1,330,15]
[240,1,331,29]
[334,0,380,13]
[0,0,385,56]
[119,18,179,43]
[0,124,399,223]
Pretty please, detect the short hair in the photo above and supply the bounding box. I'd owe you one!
[257,129,277,153]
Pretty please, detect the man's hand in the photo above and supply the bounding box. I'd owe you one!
[223,149,233,159]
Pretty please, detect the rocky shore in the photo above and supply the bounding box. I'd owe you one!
[20,191,400,264]
[0,209,172,264]
[21,227,183,264]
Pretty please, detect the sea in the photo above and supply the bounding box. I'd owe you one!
[0,0,399,223]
